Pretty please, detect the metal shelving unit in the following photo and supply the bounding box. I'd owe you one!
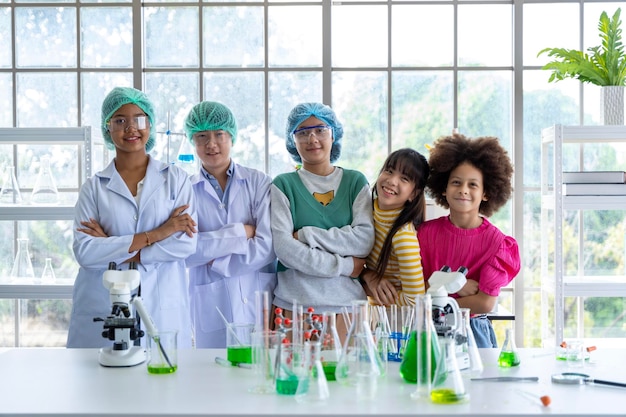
[0,127,101,346]
[541,124,626,347]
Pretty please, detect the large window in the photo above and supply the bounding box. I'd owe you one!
[1,0,624,347]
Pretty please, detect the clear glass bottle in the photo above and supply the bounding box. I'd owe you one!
[0,165,23,205]
[335,300,384,399]
[176,137,197,176]
[458,308,483,375]
[31,156,59,205]
[10,238,35,282]
[498,328,520,367]
[295,340,330,404]
[41,257,57,284]
[319,312,342,382]
[430,333,469,404]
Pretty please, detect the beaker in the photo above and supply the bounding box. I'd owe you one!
[0,165,23,205]
[458,308,483,375]
[497,327,520,367]
[31,156,59,205]
[226,323,254,366]
[10,238,35,282]
[249,329,279,394]
[41,257,57,284]
[403,294,440,398]
[335,300,384,399]
[319,312,342,381]
[176,137,197,176]
[295,340,330,404]
[430,334,469,404]
[275,342,306,395]
[147,330,178,374]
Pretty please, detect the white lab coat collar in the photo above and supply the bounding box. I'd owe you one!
[95,156,169,207]
[190,161,250,203]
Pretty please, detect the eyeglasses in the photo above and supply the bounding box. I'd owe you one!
[192,131,231,147]
[107,116,149,133]
[292,125,332,141]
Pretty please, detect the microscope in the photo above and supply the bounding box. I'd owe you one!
[93,261,147,367]
[427,265,469,370]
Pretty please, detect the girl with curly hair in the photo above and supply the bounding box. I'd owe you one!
[418,133,520,348]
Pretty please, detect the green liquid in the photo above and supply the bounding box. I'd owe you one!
[322,361,337,381]
[227,345,253,365]
[276,376,299,395]
[430,388,467,404]
[148,364,177,374]
[399,330,440,383]
[497,351,520,367]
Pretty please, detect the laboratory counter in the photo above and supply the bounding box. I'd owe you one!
[1,347,625,416]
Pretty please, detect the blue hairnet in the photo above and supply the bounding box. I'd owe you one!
[101,87,156,153]
[285,102,343,164]
[183,101,238,143]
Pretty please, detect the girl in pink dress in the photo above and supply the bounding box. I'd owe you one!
[418,133,520,348]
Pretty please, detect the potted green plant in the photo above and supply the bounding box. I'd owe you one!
[538,8,626,124]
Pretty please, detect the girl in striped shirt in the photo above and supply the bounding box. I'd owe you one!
[360,148,430,306]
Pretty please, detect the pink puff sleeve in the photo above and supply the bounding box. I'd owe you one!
[477,236,521,297]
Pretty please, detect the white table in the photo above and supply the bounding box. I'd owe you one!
[1,347,624,416]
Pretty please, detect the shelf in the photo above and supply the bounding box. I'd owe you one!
[0,127,91,145]
[563,276,626,297]
[0,280,74,299]
[0,205,75,220]
[564,195,626,210]
[542,125,626,144]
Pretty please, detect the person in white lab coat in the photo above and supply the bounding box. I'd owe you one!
[184,101,277,348]
[67,87,198,349]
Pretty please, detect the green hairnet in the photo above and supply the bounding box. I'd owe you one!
[101,87,156,153]
[285,102,343,164]
[184,101,238,143]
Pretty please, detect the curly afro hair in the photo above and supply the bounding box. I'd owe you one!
[426,133,513,217]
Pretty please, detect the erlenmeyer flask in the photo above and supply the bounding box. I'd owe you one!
[403,294,440,398]
[458,308,483,375]
[31,156,59,205]
[319,312,342,381]
[41,257,57,284]
[10,238,35,282]
[295,341,330,404]
[176,137,197,176]
[430,334,469,404]
[369,306,389,375]
[335,300,384,399]
[0,165,23,205]
[497,328,520,367]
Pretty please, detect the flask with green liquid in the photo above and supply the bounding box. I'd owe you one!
[430,333,468,404]
[400,294,440,397]
[497,328,520,367]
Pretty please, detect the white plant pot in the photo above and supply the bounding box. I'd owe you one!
[600,86,625,125]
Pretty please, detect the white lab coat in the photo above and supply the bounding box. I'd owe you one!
[67,156,197,349]
[186,163,277,348]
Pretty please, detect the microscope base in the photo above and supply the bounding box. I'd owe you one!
[99,346,146,367]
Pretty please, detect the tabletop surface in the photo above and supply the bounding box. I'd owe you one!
[1,347,625,416]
